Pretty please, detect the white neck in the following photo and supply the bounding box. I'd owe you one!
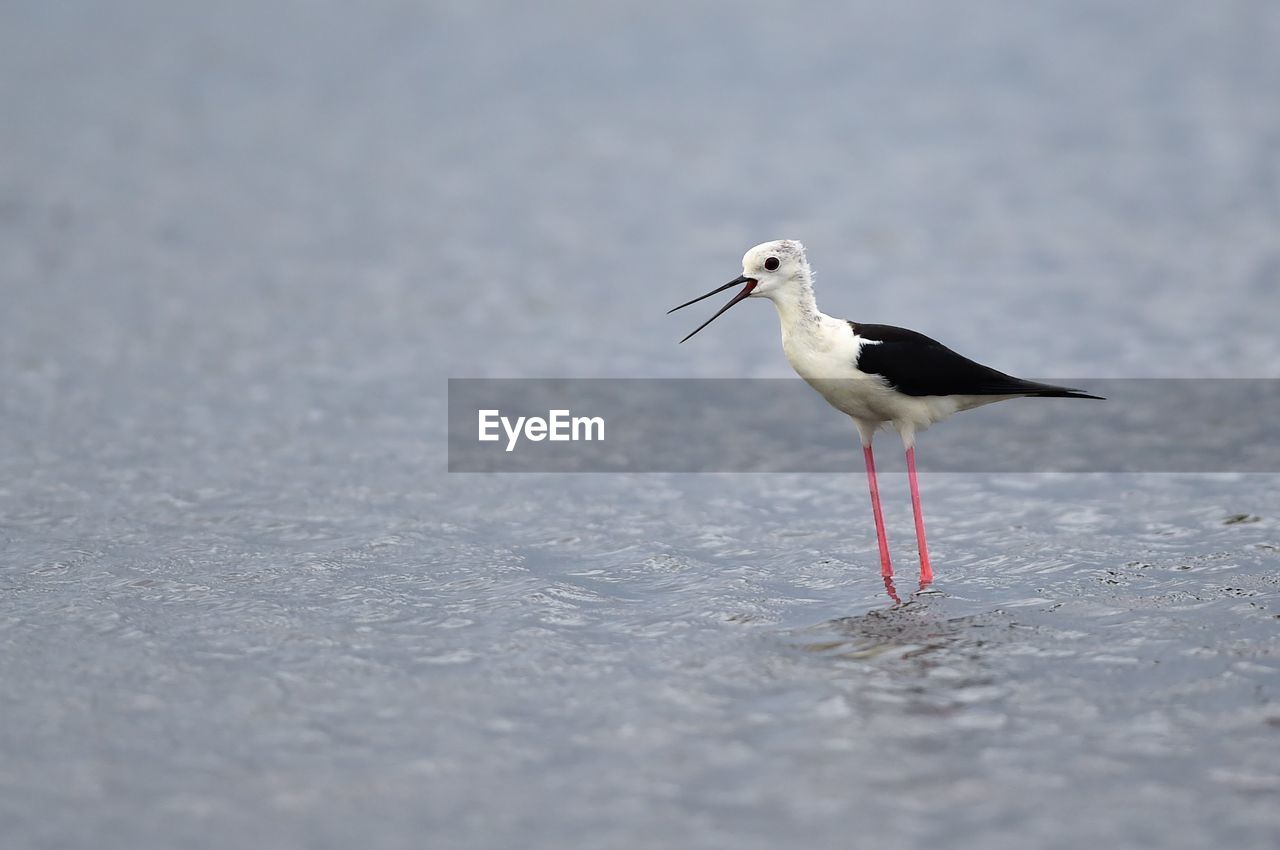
[763,276,823,340]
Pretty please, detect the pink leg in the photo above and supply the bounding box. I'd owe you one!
[905,445,933,585]
[862,444,893,578]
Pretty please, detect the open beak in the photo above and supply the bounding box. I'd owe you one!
[668,275,757,343]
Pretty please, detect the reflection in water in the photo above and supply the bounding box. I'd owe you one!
[787,597,1013,721]
[883,575,901,605]
[882,574,934,605]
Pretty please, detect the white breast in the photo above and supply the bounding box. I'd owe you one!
[781,316,891,421]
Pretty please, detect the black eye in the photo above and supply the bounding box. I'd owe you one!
[764,257,780,271]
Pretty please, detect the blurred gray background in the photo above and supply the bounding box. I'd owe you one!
[2,2,1279,849]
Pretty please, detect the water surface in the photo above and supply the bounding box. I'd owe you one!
[2,2,1279,848]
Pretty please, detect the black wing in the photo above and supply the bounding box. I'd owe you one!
[850,322,1103,399]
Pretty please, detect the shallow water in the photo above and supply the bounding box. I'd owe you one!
[3,1,1280,848]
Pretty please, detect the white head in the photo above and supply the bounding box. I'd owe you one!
[669,239,813,343]
[739,239,812,300]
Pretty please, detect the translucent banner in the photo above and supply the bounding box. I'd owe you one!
[447,379,1280,473]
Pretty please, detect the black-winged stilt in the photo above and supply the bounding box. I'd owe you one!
[669,240,1103,588]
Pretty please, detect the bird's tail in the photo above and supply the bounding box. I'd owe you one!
[1020,383,1105,401]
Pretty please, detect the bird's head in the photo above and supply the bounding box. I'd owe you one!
[740,239,811,298]
[668,239,812,342]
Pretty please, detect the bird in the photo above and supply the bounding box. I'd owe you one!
[669,240,1102,589]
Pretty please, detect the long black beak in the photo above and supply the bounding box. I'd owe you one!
[668,275,758,343]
